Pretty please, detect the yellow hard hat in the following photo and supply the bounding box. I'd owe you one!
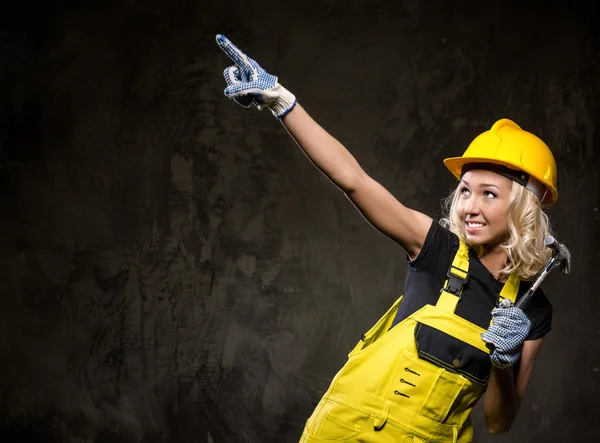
[443,119,558,205]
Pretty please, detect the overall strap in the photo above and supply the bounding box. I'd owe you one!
[436,240,470,313]
[487,273,521,327]
[498,273,520,304]
[436,240,522,313]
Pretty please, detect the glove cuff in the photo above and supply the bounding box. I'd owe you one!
[491,358,514,369]
[259,83,297,119]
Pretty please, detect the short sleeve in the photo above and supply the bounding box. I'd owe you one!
[407,220,457,270]
[521,287,553,340]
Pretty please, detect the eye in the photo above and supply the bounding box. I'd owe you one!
[484,191,497,199]
[459,187,470,195]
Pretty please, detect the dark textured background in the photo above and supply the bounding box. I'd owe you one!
[1,0,599,442]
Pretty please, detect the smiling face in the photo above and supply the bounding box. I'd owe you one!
[456,169,513,249]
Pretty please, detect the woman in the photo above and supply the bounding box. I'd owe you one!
[215,34,556,442]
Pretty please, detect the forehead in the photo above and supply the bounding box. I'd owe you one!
[461,169,512,188]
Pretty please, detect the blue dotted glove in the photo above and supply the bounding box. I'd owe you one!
[216,34,297,119]
[481,300,532,369]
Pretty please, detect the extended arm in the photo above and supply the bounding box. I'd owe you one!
[216,34,431,258]
[281,105,432,258]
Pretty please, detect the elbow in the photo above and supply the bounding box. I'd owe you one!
[487,423,512,435]
[485,412,514,435]
[339,168,368,194]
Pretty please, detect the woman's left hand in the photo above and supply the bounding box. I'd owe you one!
[481,301,532,368]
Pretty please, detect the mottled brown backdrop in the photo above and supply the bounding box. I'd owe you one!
[1,0,598,442]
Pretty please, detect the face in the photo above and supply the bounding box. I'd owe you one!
[456,169,513,248]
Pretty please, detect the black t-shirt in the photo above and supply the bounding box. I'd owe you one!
[391,221,553,340]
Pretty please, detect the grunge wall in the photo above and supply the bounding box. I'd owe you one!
[1,0,598,441]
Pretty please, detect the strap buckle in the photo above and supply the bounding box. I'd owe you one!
[444,266,469,296]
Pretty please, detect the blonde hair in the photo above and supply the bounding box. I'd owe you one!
[440,183,553,280]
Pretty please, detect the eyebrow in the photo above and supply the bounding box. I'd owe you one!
[460,180,501,191]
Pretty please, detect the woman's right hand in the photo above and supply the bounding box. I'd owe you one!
[215,34,297,119]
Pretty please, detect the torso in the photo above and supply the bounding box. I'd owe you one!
[391,221,553,339]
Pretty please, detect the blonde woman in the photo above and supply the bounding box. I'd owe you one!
[216,35,556,442]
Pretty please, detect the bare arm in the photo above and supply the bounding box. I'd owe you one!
[281,104,432,259]
[483,337,545,434]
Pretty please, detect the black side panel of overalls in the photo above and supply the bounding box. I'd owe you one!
[414,323,491,384]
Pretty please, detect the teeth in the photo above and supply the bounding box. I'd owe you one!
[467,222,484,228]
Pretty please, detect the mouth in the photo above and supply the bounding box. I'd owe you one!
[465,221,486,233]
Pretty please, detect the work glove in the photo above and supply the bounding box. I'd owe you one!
[481,299,532,369]
[215,34,297,119]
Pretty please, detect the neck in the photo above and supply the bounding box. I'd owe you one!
[478,246,509,281]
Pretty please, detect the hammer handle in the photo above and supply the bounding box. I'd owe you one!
[515,255,559,309]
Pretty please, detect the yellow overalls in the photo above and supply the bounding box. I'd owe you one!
[299,240,520,442]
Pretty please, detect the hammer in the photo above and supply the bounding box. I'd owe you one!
[511,236,571,309]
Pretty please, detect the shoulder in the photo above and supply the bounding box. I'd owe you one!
[408,220,459,270]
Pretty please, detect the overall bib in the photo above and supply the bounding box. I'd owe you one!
[299,241,519,443]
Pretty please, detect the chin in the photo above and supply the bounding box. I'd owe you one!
[463,233,492,248]
[465,233,506,251]
[465,238,485,247]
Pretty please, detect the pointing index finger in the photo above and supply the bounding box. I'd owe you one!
[216,34,253,74]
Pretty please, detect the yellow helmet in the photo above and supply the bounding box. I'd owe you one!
[443,119,558,205]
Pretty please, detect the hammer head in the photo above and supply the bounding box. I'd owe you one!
[544,236,571,275]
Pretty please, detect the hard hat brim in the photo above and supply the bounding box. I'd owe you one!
[443,156,558,205]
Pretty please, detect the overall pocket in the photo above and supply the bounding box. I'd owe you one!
[309,400,372,441]
[414,322,491,384]
[394,349,465,423]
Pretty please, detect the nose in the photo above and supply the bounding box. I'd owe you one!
[464,195,480,215]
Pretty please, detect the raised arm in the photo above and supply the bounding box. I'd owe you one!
[216,34,432,259]
[281,105,431,259]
